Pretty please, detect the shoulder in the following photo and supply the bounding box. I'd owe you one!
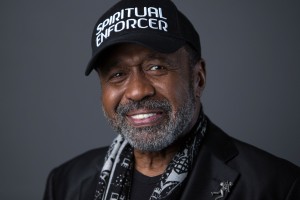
[205,120,299,174]
[228,133,300,198]
[44,147,109,200]
[204,120,300,198]
[51,146,109,178]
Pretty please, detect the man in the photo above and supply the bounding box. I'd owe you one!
[44,0,300,199]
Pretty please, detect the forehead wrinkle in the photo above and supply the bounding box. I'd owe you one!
[145,51,177,66]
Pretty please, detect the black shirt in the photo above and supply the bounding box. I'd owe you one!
[130,169,161,200]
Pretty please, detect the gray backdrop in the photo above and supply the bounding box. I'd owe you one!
[1,0,299,199]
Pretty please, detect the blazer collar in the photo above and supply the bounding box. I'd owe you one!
[180,120,240,200]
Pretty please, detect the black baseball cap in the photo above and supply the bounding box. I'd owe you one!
[85,0,201,76]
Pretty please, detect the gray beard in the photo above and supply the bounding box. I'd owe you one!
[103,94,196,152]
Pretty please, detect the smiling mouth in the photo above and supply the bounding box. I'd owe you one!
[131,113,157,119]
[127,111,164,127]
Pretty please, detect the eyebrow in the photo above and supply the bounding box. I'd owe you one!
[145,52,175,66]
[99,51,176,74]
[102,60,119,70]
[97,58,120,75]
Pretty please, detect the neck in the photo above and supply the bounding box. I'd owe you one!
[133,143,180,177]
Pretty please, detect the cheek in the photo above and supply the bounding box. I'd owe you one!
[101,86,123,117]
[154,75,190,112]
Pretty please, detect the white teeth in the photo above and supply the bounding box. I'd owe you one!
[131,113,156,119]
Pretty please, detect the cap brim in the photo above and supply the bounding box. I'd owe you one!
[85,33,185,76]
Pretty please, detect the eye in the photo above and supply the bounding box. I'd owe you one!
[149,65,164,71]
[107,71,126,83]
[145,64,168,76]
[112,72,123,78]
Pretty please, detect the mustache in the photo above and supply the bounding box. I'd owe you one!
[116,99,172,116]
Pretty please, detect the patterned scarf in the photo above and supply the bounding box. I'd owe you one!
[94,111,207,200]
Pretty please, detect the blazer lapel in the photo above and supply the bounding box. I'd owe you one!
[79,174,98,200]
[180,121,240,200]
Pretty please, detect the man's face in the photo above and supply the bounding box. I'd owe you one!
[97,43,204,152]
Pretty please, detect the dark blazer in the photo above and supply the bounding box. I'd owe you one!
[43,121,300,200]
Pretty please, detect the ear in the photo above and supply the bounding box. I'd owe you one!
[193,59,206,98]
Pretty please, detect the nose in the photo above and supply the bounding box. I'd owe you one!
[124,71,155,101]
